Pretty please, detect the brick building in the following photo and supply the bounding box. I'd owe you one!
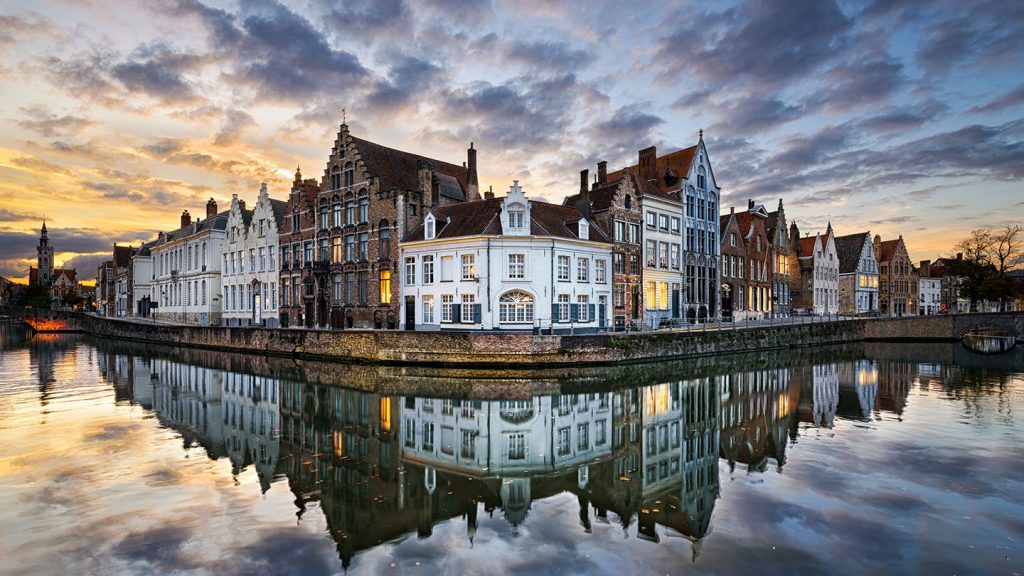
[766,199,792,317]
[875,234,917,317]
[564,162,643,329]
[719,208,746,321]
[720,202,773,320]
[278,169,320,328]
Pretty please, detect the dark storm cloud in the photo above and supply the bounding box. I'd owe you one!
[808,56,905,112]
[857,101,947,132]
[913,3,1024,75]
[367,54,445,112]
[110,43,204,103]
[83,182,146,203]
[699,96,805,133]
[470,34,597,74]
[321,0,411,40]
[0,228,140,261]
[15,105,96,138]
[654,0,852,88]
[60,254,110,281]
[0,208,43,222]
[589,104,664,144]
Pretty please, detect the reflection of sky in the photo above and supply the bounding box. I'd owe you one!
[1,340,1023,575]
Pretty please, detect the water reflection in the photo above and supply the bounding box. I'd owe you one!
[4,324,1023,575]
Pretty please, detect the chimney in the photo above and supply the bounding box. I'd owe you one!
[748,199,755,210]
[180,210,191,228]
[597,160,608,184]
[579,169,589,195]
[638,146,657,181]
[238,199,246,213]
[466,142,480,201]
[484,185,494,200]
[919,259,931,277]
[730,206,735,214]
[206,198,218,218]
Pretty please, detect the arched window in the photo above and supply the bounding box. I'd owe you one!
[499,290,534,324]
[319,199,329,230]
[332,196,341,227]
[697,166,707,190]
[345,193,355,225]
[331,165,340,190]
[624,194,632,210]
[344,162,354,187]
[379,223,391,258]
[201,280,207,305]
[202,242,207,267]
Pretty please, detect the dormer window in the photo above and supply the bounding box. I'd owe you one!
[509,210,524,228]
[579,219,589,240]
[425,215,436,240]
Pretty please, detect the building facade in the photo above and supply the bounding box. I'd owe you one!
[634,159,685,327]
[766,199,792,317]
[564,163,643,330]
[29,222,79,307]
[221,184,286,327]
[277,169,320,328]
[719,210,746,321]
[834,232,880,315]
[917,260,942,315]
[790,223,839,315]
[400,182,612,332]
[150,200,226,325]
[875,235,917,317]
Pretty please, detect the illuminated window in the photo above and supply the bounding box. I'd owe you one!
[379,270,391,304]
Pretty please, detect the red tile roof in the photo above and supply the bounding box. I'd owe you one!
[606,145,698,197]
[798,235,817,257]
[877,238,901,263]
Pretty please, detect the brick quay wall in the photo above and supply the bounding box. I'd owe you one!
[4,308,1021,367]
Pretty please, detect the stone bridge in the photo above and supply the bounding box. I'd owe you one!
[862,311,1023,341]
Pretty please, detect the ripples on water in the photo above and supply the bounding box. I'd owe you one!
[0,320,1022,576]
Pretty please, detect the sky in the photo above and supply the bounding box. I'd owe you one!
[0,0,1022,284]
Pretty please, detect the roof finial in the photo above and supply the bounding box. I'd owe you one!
[341,107,347,125]
[699,128,704,140]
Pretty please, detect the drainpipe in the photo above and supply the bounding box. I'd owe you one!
[550,239,555,334]
[486,238,491,328]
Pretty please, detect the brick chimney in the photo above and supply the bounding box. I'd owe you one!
[638,146,657,181]
[919,259,931,277]
[748,199,755,210]
[180,210,191,228]
[466,142,480,201]
[597,160,608,185]
[484,185,494,200]
[579,169,589,195]
[206,198,218,218]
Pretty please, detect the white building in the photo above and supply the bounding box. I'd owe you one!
[220,184,286,327]
[835,232,879,315]
[640,185,685,327]
[399,182,613,332]
[150,200,227,325]
[129,242,155,317]
[795,225,839,315]
[919,275,942,315]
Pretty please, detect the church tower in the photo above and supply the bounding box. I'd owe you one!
[37,222,54,285]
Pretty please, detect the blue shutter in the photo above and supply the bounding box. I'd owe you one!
[589,304,596,322]
[473,304,482,324]
[570,304,579,322]
[452,303,462,324]
[552,303,560,323]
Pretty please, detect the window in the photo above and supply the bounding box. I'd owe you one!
[577,295,589,321]
[557,294,570,322]
[304,241,313,264]
[659,214,670,231]
[659,242,669,268]
[509,210,524,228]
[670,217,680,234]
[331,237,342,263]
[423,255,434,284]
[658,282,669,310]
[757,235,762,252]
[422,295,434,323]
[440,255,453,282]
[258,247,266,270]
[595,421,607,446]
[331,165,341,190]
[508,433,526,460]
[508,254,525,279]
[343,163,354,187]
[332,274,342,304]
[422,422,434,451]
[319,203,329,229]
[557,255,570,281]
[281,278,289,306]
[332,201,341,227]
[614,284,625,308]
[425,218,435,240]
[647,240,657,267]
[461,254,475,280]
[558,427,571,455]
[358,196,368,223]
[577,257,589,282]
[624,194,632,209]
[613,252,624,274]
[379,270,391,304]
[614,221,625,241]
[697,166,707,190]
[358,233,368,260]
[461,430,475,459]
[596,259,607,283]
[577,422,589,450]
[630,254,640,275]
[292,213,301,232]
[461,294,475,323]
[345,199,354,225]
[670,245,680,269]
[318,239,328,263]
[405,257,416,285]
[499,290,534,323]
[379,227,390,258]
[730,233,736,247]
[629,223,640,244]
[646,211,657,229]
[441,294,453,323]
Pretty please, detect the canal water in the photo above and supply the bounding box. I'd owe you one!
[1,321,1022,576]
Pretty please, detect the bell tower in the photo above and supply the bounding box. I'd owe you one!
[37,221,54,285]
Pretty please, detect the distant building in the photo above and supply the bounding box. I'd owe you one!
[917,260,942,315]
[28,222,79,307]
[221,184,286,328]
[766,199,792,317]
[789,222,839,315]
[399,182,612,332]
[834,231,879,315]
[719,201,773,320]
[875,235,917,317]
[150,200,227,325]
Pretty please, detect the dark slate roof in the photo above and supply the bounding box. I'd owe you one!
[404,199,610,243]
[154,211,230,247]
[113,245,135,267]
[563,178,624,213]
[606,145,698,196]
[269,199,288,227]
[434,172,465,202]
[834,232,871,274]
[350,135,469,195]
[766,211,780,238]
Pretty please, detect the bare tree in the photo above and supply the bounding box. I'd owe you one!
[988,224,1022,274]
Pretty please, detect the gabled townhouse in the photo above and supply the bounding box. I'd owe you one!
[299,121,477,330]
[631,154,686,327]
[129,241,156,317]
[400,182,613,332]
[719,209,747,321]
[719,202,773,320]
[789,222,839,315]
[277,169,320,328]
[766,199,792,317]
[916,260,942,315]
[221,184,287,327]
[150,199,227,325]
[563,163,643,330]
[605,133,722,322]
[874,234,917,317]
[834,232,879,315]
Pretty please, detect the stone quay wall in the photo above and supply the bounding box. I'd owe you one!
[4,307,1021,367]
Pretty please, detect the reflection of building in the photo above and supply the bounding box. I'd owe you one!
[878,361,913,418]
[150,358,226,456]
[221,369,280,490]
[837,360,879,420]
[798,364,839,428]
[719,368,793,472]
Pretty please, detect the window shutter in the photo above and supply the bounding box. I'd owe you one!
[589,304,595,320]
[570,304,579,322]
[552,303,559,323]
[452,303,461,324]
[473,304,482,323]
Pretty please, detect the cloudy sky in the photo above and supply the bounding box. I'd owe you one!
[1,0,1021,283]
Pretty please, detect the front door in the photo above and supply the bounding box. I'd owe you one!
[304,301,314,328]
[405,296,416,330]
[598,296,607,329]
